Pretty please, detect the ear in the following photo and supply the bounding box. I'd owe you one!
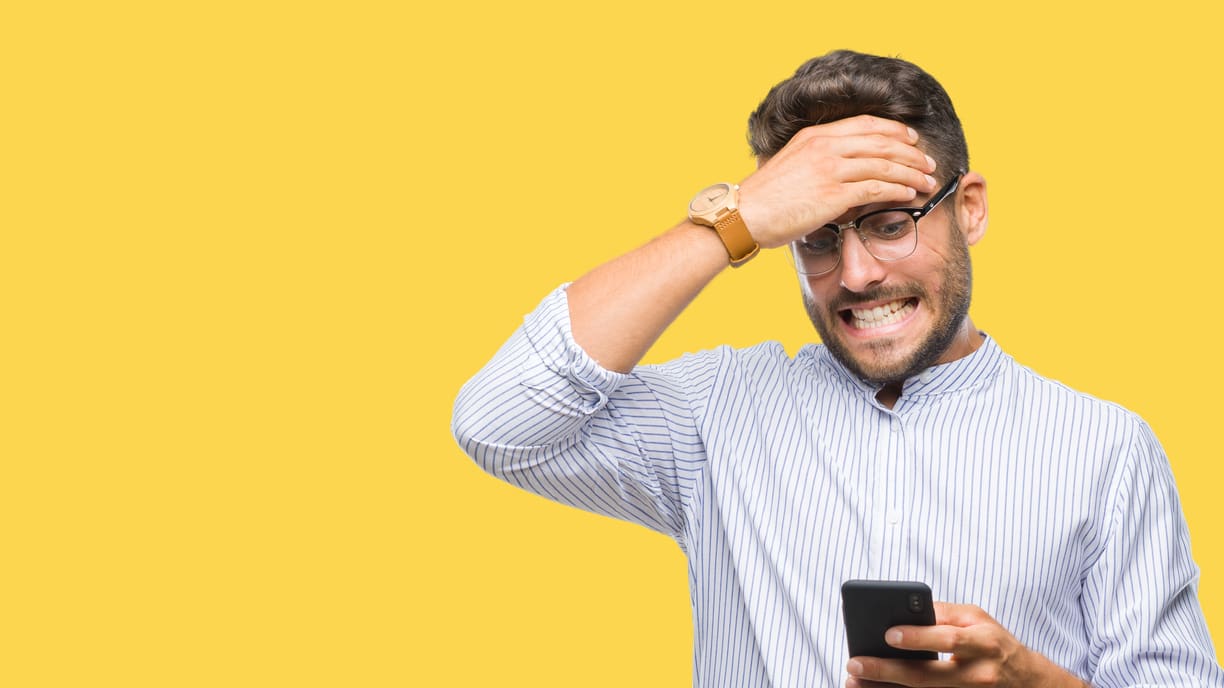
[955,171,988,246]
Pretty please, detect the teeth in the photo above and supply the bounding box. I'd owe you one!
[850,299,906,320]
[849,299,914,329]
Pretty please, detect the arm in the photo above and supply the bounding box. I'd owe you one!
[453,115,938,533]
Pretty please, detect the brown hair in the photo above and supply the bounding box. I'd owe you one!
[747,50,968,181]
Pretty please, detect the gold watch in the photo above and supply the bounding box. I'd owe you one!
[688,183,760,267]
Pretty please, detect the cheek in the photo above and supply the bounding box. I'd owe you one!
[909,249,957,290]
[801,280,839,312]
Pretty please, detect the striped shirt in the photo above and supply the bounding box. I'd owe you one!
[452,285,1223,687]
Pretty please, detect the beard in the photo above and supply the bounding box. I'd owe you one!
[802,229,973,386]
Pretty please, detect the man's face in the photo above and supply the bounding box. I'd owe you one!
[800,199,974,386]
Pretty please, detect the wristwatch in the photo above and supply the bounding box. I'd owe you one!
[688,183,760,267]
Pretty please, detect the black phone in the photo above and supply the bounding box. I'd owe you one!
[841,579,937,660]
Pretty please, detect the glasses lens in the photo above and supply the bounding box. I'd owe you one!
[858,211,918,261]
[791,227,841,275]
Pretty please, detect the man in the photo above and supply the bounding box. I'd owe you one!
[451,50,1223,686]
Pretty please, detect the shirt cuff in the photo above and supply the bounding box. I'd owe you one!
[518,284,630,415]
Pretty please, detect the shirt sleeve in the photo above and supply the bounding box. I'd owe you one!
[1081,416,1224,687]
[451,285,712,543]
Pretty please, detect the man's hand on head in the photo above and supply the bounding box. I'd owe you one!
[737,114,939,250]
[844,602,1091,688]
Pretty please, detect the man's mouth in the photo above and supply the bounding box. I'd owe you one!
[840,298,918,329]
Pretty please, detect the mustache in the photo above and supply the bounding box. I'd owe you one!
[828,285,926,312]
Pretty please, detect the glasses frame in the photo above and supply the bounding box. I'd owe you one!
[791,172,965,276]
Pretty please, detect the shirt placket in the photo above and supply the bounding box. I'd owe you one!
[880,411,911,577]
[865,408,903,577]
[867,407,910,579]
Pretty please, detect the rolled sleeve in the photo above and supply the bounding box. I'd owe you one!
[452,285,708,540]
[517,284,630,419]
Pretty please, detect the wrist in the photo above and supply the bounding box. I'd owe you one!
[735,191,765,247]
[678,219,740,268]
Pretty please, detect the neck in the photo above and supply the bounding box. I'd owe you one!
[876,383,903,409]
[934,316,984,367]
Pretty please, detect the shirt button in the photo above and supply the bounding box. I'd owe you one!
[887,508,901,525]
[919,369,935,383]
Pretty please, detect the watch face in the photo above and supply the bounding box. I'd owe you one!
[689,183,733,213]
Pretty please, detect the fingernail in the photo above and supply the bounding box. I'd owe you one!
[925,154,936,170]
[847,659,863,675]
[886,629,903,645]
[907,126,918,141]
[924,174,936,187]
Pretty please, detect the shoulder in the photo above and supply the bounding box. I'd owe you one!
[997,352,1154,446]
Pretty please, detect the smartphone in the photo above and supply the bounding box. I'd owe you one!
[841,579,937,660]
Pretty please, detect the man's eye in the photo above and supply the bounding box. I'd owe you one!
[876,223,909,238]
[865,215,914,240]
[801,236,838,254]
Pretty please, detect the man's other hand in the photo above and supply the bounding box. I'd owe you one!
[844,602,1089,688]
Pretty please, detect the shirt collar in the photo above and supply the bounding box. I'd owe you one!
[814,333,1005,401]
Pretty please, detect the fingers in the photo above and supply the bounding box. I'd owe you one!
[848,656,958,687]
[834,157,937,196]
[841,179,918,207]
[810,114,919,144]
[846,677,905,688]
[888,614,1001,659]
[827,132,935,175]
[768,137,936,203]
[783,126,937,199]
[792,116,932,169]
[886,623,976,656]
[780,127,935,179]
[886,621,969,651]
[850,655,1009,688]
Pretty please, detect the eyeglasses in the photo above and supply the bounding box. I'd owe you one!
[789,173,964,276]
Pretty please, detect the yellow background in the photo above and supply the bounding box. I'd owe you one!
[3,1,1222,685]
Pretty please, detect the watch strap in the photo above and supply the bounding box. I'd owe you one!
[713,210,760,267]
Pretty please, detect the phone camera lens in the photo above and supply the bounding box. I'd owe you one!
[908,593,923,613]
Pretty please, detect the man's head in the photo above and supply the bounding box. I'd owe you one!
[748,50,985,386]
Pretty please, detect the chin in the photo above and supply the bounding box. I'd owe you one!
[842,342,927,386]
[808,298,971,386]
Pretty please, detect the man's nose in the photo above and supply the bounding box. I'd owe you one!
[837,230,887,292]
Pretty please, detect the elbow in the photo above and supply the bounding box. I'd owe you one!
[451,383,489,463]
[450,381,523,479]
[452,382,575,482]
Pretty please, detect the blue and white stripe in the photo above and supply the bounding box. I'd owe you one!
[453,285,1223,687]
